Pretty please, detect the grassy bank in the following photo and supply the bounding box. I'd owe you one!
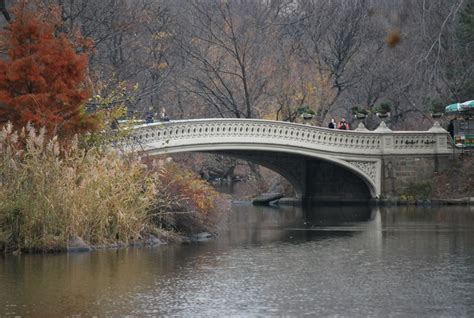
[396,155,473,202]
[433,155,473,199]
[0,124,227,253]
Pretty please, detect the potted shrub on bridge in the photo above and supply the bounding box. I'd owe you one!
[297,105,315,121]
[351,106,369,120]
[430,100,445,119]
[375,102,391,119]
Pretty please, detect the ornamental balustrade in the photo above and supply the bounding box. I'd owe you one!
[123,118,450,156]
[116,119,452,198]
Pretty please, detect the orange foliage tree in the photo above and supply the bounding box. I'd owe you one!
[0,2,96,138]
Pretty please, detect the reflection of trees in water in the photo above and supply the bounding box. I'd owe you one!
[221,205,303,246]
[0,244,223,316]
[379,206,474,262]
[4,205,474,316]
[223,204,379,245]
[380,206,474,225]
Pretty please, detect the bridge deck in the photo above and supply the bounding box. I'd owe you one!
[128,118,450,156]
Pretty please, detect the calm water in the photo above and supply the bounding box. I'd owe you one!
[1,204,474,317]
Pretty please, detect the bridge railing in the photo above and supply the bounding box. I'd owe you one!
[125,118,450,155]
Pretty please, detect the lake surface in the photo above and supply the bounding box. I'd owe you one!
[1,204,474,317]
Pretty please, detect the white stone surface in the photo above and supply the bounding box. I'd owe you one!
[122,118,451,198]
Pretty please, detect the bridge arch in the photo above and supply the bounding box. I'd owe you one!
[143,143,378,200]
[123,118,450,202]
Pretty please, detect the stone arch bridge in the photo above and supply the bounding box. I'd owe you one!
[122,119,451,203]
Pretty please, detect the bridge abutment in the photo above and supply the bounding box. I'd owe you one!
[381,154,451,197]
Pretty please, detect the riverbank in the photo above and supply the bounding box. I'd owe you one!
[0,125,228,254]
[5,222,222,254]
[375,197,474,206]
[64,231,217,253]
[256,196,474,207]
[433,154,473,199]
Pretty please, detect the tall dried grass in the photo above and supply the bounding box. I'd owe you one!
[0,123,156,252]
[0,124,227,253]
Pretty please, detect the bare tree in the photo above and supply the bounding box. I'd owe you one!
[0,0,10,22]
[176,0,282,118]
[12,0,470,129]
[282,0,369,124]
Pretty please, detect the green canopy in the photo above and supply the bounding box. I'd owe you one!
[445,100,474,113]
[461,100,474,109]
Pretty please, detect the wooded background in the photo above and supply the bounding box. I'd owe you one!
[1,0,473,130]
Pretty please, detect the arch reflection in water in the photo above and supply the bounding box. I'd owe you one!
[279,205,379,243]
[303,204,375,225]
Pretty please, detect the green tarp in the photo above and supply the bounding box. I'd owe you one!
[445,100,474,114]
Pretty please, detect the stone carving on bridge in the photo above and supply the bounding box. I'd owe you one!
[120,118,452,199]
[345,160,377,185]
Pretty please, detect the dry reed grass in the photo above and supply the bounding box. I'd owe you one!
[0,123,227,253]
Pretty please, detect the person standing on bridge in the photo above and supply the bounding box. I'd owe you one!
[328,118,337,129]
[159,107,170,122]
[447,117,456,140]
[145,112,154,124]
[338,117,350,130]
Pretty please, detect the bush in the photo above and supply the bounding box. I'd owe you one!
[402,181,434,200]
[149,162,229,235]
[0,123,156,252]
[430,99,445,113]
[0,124,228,252]
[376,102,392,114]
[351,106,369,115]
[296,105,315,115]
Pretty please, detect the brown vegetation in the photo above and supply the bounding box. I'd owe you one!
[150,162,229,234]
[0,124,228,253]
[386,30,401,48]
[433,156,474,199]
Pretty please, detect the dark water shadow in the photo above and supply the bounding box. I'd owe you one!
[302,205,375,226]
[278,205,376,243]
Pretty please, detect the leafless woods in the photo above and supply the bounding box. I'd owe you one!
[2,0,473,129]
